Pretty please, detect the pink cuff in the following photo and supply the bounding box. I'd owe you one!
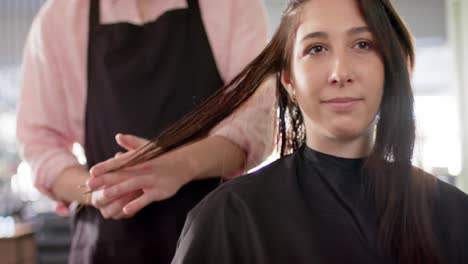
[32,151,80,201]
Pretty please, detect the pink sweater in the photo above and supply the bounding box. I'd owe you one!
[16,0,276,199]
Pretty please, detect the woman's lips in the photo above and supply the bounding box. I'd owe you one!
[321,97,363,111]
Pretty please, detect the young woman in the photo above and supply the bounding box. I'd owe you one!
[89,0,468,263]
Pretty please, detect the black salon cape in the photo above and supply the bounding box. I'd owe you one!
[172,146,468,264]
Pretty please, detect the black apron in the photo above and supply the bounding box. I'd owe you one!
[69,0,223,263]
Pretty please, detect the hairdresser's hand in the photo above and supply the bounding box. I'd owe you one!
[87,134,148,219]
[89,187,143,219]
[87,134,193,218]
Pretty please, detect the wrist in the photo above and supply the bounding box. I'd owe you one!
[52,165,90,204]
[165,146,200,184]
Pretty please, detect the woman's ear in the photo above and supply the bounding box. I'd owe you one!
[281,70,295,97]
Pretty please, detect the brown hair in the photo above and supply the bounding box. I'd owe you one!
[125,0,440,263]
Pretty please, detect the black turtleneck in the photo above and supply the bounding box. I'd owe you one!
[299,146,380,254]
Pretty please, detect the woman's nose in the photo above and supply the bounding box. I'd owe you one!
[328,53,354,87]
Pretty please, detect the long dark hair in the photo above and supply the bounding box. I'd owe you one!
[125,0,440,263]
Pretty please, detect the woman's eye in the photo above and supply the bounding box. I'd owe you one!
[354,40,373,50]
[307,45,327,55]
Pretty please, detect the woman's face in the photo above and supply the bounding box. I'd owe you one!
[283,0,384,155]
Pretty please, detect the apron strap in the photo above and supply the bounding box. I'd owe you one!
[187,0,199,12]
[89,0,100,31]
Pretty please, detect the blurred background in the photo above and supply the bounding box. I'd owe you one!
[0,0,467,263]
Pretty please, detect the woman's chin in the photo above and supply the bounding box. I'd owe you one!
[326,126,367,142]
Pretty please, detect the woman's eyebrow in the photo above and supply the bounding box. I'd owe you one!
[300,26,371,43]
[300,31,328,43]
[347,26,372,36]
